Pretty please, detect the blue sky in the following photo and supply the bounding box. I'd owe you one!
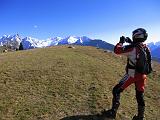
[0,0,160,44]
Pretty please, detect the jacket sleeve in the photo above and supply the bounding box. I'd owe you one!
[114,43,134,55]
[146,46,152,63]
[146,46,153,71]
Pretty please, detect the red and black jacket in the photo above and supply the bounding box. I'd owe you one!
[114,43,151,74]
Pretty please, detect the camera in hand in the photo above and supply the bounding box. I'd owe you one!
[124,37,133,43]
[120,36,133,44]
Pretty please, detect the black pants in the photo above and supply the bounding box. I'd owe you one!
[112,82,145,110]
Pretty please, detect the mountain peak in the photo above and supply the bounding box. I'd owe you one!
[67,36,79,44]
[0,34,114,50]
[54,36,63,40]
[0,34,21,49]
[2,34,8,38]
[24,36,35,40]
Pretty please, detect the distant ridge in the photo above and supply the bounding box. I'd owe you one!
[0,34,114,51]
[148,42,160,62]
[0,34,159,62]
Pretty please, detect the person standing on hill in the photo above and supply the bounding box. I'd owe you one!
[101,28,152,120]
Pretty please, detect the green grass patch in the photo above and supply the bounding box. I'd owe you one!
[0,45,159,120]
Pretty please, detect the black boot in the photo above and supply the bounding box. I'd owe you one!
[101,109,116,119]
[101,102,119,119]
[101,84,123,119]
[132,106,145,120]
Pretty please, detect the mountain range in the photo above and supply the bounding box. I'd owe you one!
[0,34,159,62]
[147,42,160,62]
[0,34,114,51]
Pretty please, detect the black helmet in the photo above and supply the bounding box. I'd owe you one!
[132,28,148,43]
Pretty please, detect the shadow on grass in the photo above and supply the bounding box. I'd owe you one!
[60,115,98,120]
[60,114,113,120]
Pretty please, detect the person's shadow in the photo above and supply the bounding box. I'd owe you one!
[60,114,113,120]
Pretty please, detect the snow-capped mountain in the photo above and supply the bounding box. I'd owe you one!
[0,35,93,49]
[0,34,159,62]
[57,36,91,45]
[0,35,87,48]
[0,34,21,49]
[0,34,114,51]
[148,42,160,62]
[50,37,63,46]
[58,36,79,45]
[148,42,160,50]
[21,37,53,49]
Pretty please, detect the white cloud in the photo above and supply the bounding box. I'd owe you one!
[34,25,38,28]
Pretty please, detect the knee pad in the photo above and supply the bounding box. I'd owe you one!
[136,90,145,106]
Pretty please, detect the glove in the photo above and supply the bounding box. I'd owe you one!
[119,36,125,44]
[125,37,133,43]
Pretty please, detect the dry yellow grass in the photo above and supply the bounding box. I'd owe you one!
[0,45,159,120]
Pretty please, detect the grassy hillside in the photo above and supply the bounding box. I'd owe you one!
[0,46,159,120]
